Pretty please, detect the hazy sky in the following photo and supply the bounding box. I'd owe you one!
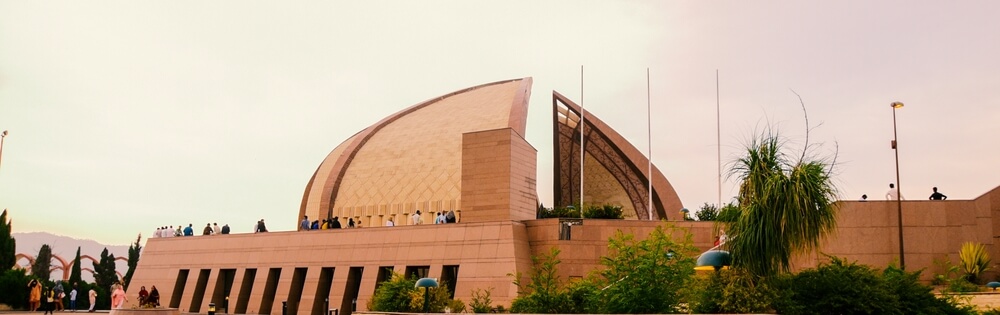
[2,1,998,246]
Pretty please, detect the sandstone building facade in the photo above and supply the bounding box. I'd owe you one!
[129,78,1000,315]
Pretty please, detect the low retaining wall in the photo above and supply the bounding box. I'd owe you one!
[110,308,180,315]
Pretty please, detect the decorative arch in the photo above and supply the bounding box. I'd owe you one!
[14,253,129,280]
[552,91,683,220]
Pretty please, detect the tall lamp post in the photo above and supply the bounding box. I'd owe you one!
[0,130,8,170]
[891,101,904,269]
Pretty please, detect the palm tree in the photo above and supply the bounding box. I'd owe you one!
[726,129,839,279]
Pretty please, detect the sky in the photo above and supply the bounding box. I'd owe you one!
[1,1,998,246]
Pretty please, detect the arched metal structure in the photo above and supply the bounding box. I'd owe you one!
[552,91,683,220]
[15,253,128,280]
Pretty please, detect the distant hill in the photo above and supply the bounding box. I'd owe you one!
[12,232,132,282]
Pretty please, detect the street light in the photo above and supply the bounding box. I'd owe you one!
[0,130,7,170]
[891,101,904,269]
[415,278,439,313]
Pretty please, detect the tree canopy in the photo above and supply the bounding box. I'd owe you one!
[0,209,15,270]
[124,234,142,290]
[726,129,839,279]
[31,244,53,280]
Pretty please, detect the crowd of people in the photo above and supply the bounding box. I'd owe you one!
[27,279,103,312]
[859,184,950,201]
[299,210,460,231]
[152,223,232,238]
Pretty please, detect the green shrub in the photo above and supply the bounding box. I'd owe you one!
[538,206,580,219]
[882,266,974,314]
[367,272,417,312]
[773,256,972,315]
[469,287,494,313]
[446,298,466,313]
[564,278,600,314]
[582,204,624,219]
[946,278,980,293]
[407,282,455,313]
[773,257,895,315]
[688,269,775,314]
[509,248,573,313]
[695,203,719,221]
[0,269,30,309]
[960,242,991,283]
[597,225,698,313]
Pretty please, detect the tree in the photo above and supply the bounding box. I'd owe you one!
[367,272,417,312]
[0,209,15,270]
[93,248,118,296]
[509,248,573,313]
[0,268,31,309]
[69,246,83,286]
[726,128,839,279]
[598,225,699,313]
[696,203,719,221]
[123,234,142,290]
[31,244,53,281]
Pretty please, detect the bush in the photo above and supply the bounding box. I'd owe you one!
[469,287,494,313]
[407,282,454,313]
[773,256,971,315]
[538,206,580,219]
[687,269,775,314]
[509,248,573,313]
[882,266,974,315]
[564,278,600,314]
[959,242,991,283]
[774,257,897,314]
[367,272,417,312]
[446,297,466,313]
[0,269,30,309]
[598,225,697,313]
[582,204,623,219]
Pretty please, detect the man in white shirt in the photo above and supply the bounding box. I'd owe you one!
[886,183,904,200]
[411,210,422,225]
[385,216,395,226]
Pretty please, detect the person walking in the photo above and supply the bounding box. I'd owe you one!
[929,187,948,200]
[111,284,127,309]
[69,284,79,312]
[411,210,423,225]
[42,286,55,315]
[53,282,65,311]
[300,216,310,231]
[886,183,904,200]
[29,279,42,311]
[88,287,97,312]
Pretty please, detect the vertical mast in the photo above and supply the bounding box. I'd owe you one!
[579,65,585,217]
[647,68,653,220]
[716,70,722,208]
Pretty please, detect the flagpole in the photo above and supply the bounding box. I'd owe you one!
[579,65,585,218]
[647,68,653,220]
[716,70,722,208]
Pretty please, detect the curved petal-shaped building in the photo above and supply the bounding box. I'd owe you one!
[299,78,535,227]
[552,91,683,220]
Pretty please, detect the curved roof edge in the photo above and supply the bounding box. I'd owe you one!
[299,78,533,220]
